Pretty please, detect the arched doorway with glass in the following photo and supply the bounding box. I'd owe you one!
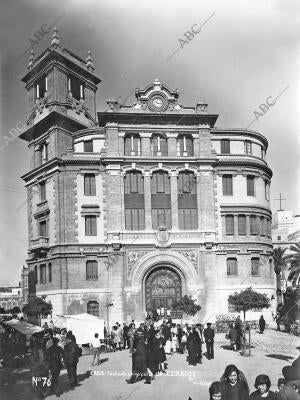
[145,266,182,311]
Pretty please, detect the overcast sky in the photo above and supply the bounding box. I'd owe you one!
[0,0,299,285]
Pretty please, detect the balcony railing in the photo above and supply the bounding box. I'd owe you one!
[31,236,49,250]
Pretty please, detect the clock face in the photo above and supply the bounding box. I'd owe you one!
[148,94,168,112]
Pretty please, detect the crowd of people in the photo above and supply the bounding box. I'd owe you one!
[0,314,299,399]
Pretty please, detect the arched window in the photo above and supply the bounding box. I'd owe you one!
[177,171,197,230]
[151,134,168,156]
[177,135,193,156]
[124,171,145,230]
[269,259,273,277]
[87,301,99,316]
[34,266,38,284]
[124,135,141,156]
[227,258,238,276]
[151,171,171,229]
[251,258,260,276]
[40,264,47,284]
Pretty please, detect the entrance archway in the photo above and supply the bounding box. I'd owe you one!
[145,266,182,310]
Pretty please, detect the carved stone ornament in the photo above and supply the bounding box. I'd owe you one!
[128,251,147,273]
[178,249,198,272]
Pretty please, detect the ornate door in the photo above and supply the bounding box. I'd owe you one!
[145,267,182,310]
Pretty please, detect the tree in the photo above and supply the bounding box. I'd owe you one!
[0,307,5,314]
[281,286,300,322]
[287,242,300,287]
[22,296,52,324]
[172,295,201,316]
[273,247,290,303]
[228,287,270,321]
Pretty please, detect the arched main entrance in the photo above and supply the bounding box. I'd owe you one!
[145,266,182,310]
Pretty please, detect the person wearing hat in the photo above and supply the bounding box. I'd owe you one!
[63,338,81,387]
[204,322,215,360]
[126,330,151,384]
[45,337,64,397]
[278,363,300,400]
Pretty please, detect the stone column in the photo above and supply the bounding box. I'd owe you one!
[168,133,178,157]
[198,167,215,233]
[234,215,238,239]
[143,171,152,229]
[106,123,119,157]
[170,171,179,229]
[140,132,152,158]
[199,127,212,158]
[118,132,126,156]
[246,215,250,236]
[192,133,200,158]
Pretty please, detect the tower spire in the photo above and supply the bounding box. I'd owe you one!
[28,49,35,70]
[86,51,95,72]
[51,27,61,50]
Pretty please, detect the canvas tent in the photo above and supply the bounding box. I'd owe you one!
[54,313,104,344]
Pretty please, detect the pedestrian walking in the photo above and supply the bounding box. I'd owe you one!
[63,338,81,387]
[126,330,151,384]
[228,324,237,351]
[274,312,281,332]
[122,323,130,349]
[259,315,266,334]
[204,322,215,360]
[45,337,64,397]
[128,323,136,354]
[90,333,101,366]
[187,327,201,366]
[162,321,172,355]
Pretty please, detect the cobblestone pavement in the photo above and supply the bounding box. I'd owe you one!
[1,329,299,400]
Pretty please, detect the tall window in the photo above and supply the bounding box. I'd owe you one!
[250,215,258,235]
[39,142,48,164]
[265,181,270,200]
[40,182,46,202]
[221,139,230,154]
[269,259,273,276]
[40,264,47,284]
[260,217,268,236]
[178,172,197,230]
[48,263,52,283]
[86,261,98,280]
[225,215,234,235]
[177,135,193,156]
[87,301,99,316]
[227,258,238,276]
[85,216,97,236]
[247,176,255,196]
[35,75,47,100]
[151,171,171,229]
[68,75,84,101]
[238,215,246,235]
[124,135,141,156]
[34,265,38,284]
[251,258,260,276]
[222,175,233,195]
[261,147,265,160]
[124,171,145,230]
[244,140,252,155]
[39,220,48,236]
[84,140,93,152]
[151,134,168,156]
[84,174,96,196]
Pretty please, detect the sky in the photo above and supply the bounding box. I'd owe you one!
[0,0,299,285]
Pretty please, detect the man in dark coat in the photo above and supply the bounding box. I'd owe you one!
[235,316,243,351]
[63,339,81,387]
[204,322,215,360]
[187,327,201,366]
[258,315,266,334]
[146,325,159,378]
[126,330,151,384]
[122,323,129,349]
[45,337,64,396]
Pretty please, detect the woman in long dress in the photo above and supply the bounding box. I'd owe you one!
[187,327,201,366]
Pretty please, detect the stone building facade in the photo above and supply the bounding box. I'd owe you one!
[19,31,276,324]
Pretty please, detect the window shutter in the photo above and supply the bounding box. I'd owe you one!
[225,215,234,235]
[238,215,246,235]
[125,136,131,155]
[186,137,193,156]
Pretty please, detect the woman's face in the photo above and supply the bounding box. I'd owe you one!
[258,384,268,394]
[228,371,238,384]
[211,393,222,400]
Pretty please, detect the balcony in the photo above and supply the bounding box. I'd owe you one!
[34,201,50,219]
[31,236,49,250]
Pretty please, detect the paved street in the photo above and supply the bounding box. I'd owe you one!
[1,329,299,400]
